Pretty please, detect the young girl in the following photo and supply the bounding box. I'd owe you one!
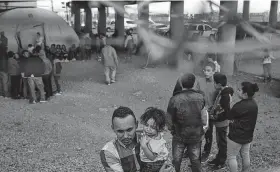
[227,82,259,172]
[61,44,69,62]
[262,49,275,82]
[139,107,169,172]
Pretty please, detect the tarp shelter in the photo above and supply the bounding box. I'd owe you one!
[0,8,79,53]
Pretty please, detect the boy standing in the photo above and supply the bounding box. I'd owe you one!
[172,62,218,162]
[208,73,234,170]
[101,39,118,85]
[53,57,62,95]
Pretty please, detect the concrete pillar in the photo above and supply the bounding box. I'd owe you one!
[73,2,81,33]
[269,0,278,28]
[85,6,92,33]
[242,0,250,21]
[98,5,106,35]
[115,10,125,37]
[219,1,238,76]
[169,1,184,68]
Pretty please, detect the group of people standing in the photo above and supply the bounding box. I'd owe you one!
[0,31,64,104]
[100,61,259,172]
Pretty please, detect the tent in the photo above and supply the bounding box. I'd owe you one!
[0,8,79,52]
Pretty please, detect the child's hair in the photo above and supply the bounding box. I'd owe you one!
[214,73,227,87]
[51,44,55,47]
[180,73,196,89]
[34,45,42,53]
[241,82,259,98]
[204,62,216,71]
[28,44,33,47]
[7,51,14,58]
[140,107,166,132]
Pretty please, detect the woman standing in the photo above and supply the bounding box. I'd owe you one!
[227,82,259,172]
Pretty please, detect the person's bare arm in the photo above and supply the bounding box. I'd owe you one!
[201,106,209,130]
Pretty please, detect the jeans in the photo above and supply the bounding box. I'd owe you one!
[227,138,251,172]
[104,66,116,84]
[263,63,272,80]
[42,74,53,99]
[10,75,21,98]
[172,137,202,172]
[203,120,214,155]
[21,78,29,99]
[214,126,228,164]
[54,75,61,93]
[27,77,45,102]
[0,71,9,97]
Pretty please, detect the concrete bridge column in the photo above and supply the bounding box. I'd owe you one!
[242,0,250,21]
[73,2,81,33]
[269,0,278,28]
[219,1,238,76]
[115,9,125,38]
[85,6,92,33]
[98,5,106,35]
[169,1,184,68]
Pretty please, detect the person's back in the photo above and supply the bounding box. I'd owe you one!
[169,89,205,142]
[8,56,20,76]
[101,45,118,67]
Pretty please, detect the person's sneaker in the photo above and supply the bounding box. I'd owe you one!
[39,100,47,103]
[72,58,76,61]
[29,100,36,104]
[55,92,62,96]
[111,80,115,83]
[65,59,69,62]
[211,164,226,171]
[201,152,210,163]
[208,159,218,166]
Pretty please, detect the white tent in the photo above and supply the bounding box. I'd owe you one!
[0,8,79,52]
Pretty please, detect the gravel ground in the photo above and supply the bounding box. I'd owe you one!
[0,55,280,172]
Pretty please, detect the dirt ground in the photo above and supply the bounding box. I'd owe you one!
[0,55,280,172]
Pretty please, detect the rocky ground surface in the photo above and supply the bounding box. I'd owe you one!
[0,56,280,172]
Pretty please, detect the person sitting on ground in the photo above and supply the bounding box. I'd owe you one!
[20,50,46,104]
[101,39,118,85]
[139,107,169,172]
[61,44,69,62]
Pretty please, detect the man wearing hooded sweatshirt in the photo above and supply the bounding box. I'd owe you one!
[207,73,234,170]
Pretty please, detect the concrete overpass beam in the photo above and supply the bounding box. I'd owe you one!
[98,4,106,35]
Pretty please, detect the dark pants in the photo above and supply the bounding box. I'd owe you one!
[214,126,228,165]
[42,74,53,99]
[172,137,202,172]
[203,120,214,155]
[54,75,61,93]
[10,75,21,99]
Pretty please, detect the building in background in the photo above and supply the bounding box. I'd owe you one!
[0,0,37,13]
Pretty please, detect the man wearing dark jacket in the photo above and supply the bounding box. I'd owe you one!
[167,73,208,172]
[208,73,234,170]
[20,50,46,103]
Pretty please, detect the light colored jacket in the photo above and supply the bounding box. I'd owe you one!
[101,45,118,67]
[7,58,20,75]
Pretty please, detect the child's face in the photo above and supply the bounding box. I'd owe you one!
[237,85,246,99]
[214,82,222,90]
[143,118,158,137]
[207,57,213,62]
[203,66,215,79]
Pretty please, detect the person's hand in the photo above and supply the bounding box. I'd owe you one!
[21,73,24,77]
[203,125,208,132]
[31,74,34,77]
[140,133,149,148]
